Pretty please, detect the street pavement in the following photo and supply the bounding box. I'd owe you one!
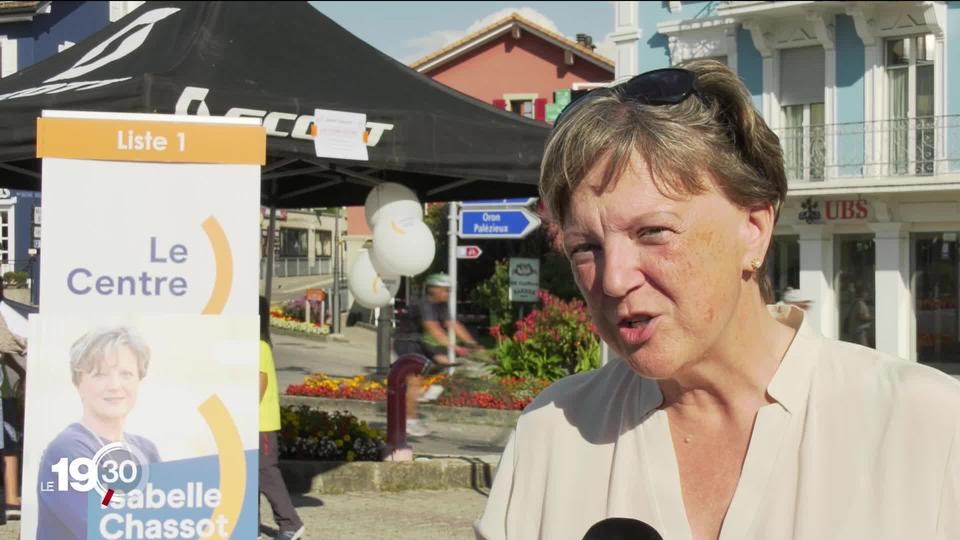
[259,489,487,539]
[0,489,489,539]
[272,325,380,390]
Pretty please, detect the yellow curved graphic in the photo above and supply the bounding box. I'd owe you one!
[201,216,233,315]
[199,394,245,539]
[390,220,407,235]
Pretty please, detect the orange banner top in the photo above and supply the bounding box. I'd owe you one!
[36,117,266,165]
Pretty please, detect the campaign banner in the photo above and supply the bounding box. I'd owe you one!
[37,113,264,315]
[25,111,266,539]
[21,315,259,540]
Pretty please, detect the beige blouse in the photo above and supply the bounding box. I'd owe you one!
[476,306,960,540]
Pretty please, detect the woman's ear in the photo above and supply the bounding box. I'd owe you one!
[742,203,776,270]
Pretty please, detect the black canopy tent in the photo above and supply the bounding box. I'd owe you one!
[0,1,549,208]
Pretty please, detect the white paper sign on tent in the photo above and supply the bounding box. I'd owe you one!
[313,108,369,161]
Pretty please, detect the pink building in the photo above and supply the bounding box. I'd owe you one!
[345,14,613,238]
[411,13,614,122]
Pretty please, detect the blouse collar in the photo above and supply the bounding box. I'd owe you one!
[763,304,821,414]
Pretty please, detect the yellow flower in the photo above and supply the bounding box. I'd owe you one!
[346,451,355,462]
[335,439,344,448]
[343,434,351,442]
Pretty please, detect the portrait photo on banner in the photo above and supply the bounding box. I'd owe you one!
[20,314,259,540]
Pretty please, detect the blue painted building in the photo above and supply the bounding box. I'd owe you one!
[614,1,960,371]
[0,1,142,301]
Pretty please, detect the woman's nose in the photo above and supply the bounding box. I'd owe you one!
[600,242,645,298]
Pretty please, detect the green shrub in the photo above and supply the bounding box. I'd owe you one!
[473,260,513,332]
[3,272,27,288]
[278,406,384,462]
[489,290,600,381]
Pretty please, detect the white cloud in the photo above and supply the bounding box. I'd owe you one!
[403,6,563,64]
[594,32,616,62]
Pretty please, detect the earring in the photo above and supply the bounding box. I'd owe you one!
[750,258,762,271]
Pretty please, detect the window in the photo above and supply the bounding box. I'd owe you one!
[316,230,333,257]
[279,228,307,258]
[835,235,876,348]
[912,233,960,372]
[886,34,935,175]
[260,229,279,257]
[0,37,18,78]
[782,103,825,181]
[509,99,535,119]
[780,47,825,181]
[0,209,10,264]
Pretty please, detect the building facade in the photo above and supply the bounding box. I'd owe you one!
[412,13,614,123]
[261,209,343,279]
[617,1,960,372]
[0,1,142,296]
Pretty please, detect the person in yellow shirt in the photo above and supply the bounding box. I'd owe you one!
[259,296,305,540]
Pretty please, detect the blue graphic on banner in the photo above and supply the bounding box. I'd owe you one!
[86,450,258,539]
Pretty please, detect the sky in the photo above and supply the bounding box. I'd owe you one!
[309,2,616,64]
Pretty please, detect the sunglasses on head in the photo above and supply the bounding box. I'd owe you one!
[553,68,699,129]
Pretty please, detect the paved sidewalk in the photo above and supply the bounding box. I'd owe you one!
[272,325,379,389]
[0,489,489,539]
[259,489,488,539]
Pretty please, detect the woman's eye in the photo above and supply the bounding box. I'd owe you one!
[638,227,672,240]
[570,244,599,256]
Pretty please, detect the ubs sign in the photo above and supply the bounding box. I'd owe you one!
[799,197,870,224]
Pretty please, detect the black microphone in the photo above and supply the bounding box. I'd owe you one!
[581,517,664,540]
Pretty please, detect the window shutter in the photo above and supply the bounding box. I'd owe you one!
[780,46,825,106]
[534,98,547,121]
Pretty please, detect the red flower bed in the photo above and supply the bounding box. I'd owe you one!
[286,383,386,401]
[437,391,531,410]
[285,373,551,411]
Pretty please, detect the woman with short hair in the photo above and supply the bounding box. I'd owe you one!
[476,60,960,540]
[37,326,160,539]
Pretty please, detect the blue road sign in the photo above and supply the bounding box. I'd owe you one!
[458,208,541,239]
[459,197,537,207]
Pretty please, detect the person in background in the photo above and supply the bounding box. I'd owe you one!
[259,296,305,540]
[393,273,480,437]
[779,287,812,311]
[0,280,21,522]
[844,282,874,348]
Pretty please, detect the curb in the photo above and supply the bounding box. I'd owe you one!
[280,395,521,427]
[279,455,500,494]
[269,327,333,342]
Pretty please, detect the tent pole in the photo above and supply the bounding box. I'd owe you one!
[264,179,279,305]
[447,202,458,371]
[331,206,342,334]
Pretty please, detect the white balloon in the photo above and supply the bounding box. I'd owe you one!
[372,217,436,276]
[364,183,422,228]
[348,250,401,309]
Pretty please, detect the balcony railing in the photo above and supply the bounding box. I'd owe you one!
[774,115,960,183]
[259,256,333,279]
